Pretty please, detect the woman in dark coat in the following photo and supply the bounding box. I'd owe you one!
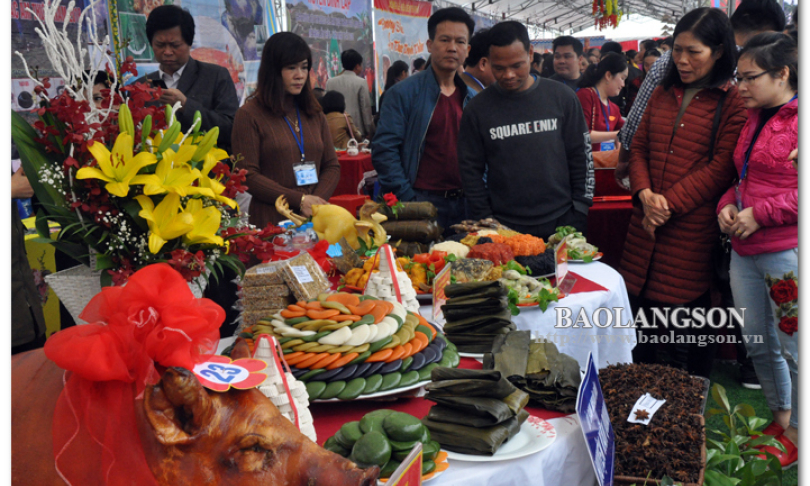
[619,8,747,378]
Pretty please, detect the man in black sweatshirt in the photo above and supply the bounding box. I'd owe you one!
[457,21,594,238]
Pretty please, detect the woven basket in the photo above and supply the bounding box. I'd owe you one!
[45,264,207,325]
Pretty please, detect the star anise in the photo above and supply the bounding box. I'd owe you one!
[634,409,650,420]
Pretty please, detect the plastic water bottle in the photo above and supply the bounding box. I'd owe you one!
[273,222,294,252]
[304,222,319,245]
[291,223,315,251]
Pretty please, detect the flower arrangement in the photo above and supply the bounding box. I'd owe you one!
[592,0,622,30]
[11,0,275,286]
[766,272,798,336]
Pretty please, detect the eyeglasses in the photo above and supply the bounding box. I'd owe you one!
[735,71,772,85]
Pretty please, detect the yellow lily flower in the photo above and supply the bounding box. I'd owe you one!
[183,199,225,247]
[197,147,238,209]
[76,133,157,197]
[134,145,213,197]
[135,193,194,254]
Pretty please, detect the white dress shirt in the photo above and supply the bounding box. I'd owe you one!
[158,62,188,90]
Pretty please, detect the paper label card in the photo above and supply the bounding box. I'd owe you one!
[291,265,314,284]
[386,442,423,486]
[432,263,453,326]
[627,393,666,425]
[193,356,267,392]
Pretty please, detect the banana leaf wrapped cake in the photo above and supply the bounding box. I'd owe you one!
[441,282,515,354]
[421,367,530,455]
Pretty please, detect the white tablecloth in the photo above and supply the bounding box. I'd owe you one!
[431,415,597,486]
[421,262,635,370]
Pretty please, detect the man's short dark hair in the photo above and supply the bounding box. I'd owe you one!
[341,49,363,71]
[730,0,786,35]
[427,7,474,40]
[146,5,195,45]
[412,57,426,71]
[465,28,491,68]
[488,21,531,54]
[532,52,542,65]
[600,41,622,54]
[552,35,583,56]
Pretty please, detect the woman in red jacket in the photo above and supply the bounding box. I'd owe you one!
[619,8,747,378]
[717,33,798,468]
[576,53,628,154]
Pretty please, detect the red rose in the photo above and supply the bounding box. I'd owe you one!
[770,279,798,305]
[778,316,798,336]
[383,193,399,207]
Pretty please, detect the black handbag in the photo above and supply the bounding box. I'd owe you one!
[707,92,732,283]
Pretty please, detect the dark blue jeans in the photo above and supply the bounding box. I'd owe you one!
[412,190,468,238]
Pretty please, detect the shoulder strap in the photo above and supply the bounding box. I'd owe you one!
[707,91,728,159]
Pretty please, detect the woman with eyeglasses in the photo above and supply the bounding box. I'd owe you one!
[716,32,798,468]
[619,8,746,379]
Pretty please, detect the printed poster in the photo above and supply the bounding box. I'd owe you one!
[286,0,374,91]
[373,0,430,96]
[117,0,272,100]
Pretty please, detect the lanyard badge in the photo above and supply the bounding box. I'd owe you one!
[285,107,319,186]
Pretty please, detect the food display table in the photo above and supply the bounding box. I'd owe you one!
[421,262,636,370]
[309,358,598,486]
[333,152,374,196]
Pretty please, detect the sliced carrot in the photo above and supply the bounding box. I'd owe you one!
[348,299,376,316]
[417,314,437,339]
[435,460,449,472]
[306,308,341,320]
[368,303,388,324]
[377,300,394,315]
[326,293,360,307]
[332,314,362,322]
[435,451,448,463]
[365,348,394,362]
[309,353,342,369]
[412,332,429,353]
[400,342,413,359]
[295,352,331,369]
[296,301,308,308]
[280,309,306,319]
[326,352,359,370]
[302,301,324,311]
[284,352,312,366]
[386,345,406,363]
[288,304,307,313]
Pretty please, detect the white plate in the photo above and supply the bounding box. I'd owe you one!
[444,415,557,462]
[567,254,602,263]
[458,352,485,359]
[313,379,430,402]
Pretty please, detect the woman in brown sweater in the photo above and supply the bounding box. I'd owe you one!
[232,32,340,226]
[321,91,362,150]
[619,8,746,378]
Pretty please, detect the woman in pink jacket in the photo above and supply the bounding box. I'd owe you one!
[717,32,797,468]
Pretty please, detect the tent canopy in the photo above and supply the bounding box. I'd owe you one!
[451,0,701,36]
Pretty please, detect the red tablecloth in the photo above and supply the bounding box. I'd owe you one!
[310,357,566,445]
[334,152,373,196]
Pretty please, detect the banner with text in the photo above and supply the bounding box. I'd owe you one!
[373,0,430,97]
[287,0,374,91]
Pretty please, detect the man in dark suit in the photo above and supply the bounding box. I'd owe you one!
[138,5,238,151]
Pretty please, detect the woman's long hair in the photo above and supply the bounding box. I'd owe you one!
[578,52,628,89]
[661,7,737,90]
[384,60,409,91]
[250,32,321,117]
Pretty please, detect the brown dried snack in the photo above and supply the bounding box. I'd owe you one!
[280,252,331,301]
[242,295,295,312]
[243,262,285,287]
[241,308,284,328]
[242,285,291,301]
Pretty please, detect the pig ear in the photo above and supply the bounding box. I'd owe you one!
[143,367,215,445]
[230,338,252,360]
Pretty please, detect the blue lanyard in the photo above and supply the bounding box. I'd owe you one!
[594,88,610,129]
[284,107,305,162]
[738,94,797,185]
[463,72,485,91]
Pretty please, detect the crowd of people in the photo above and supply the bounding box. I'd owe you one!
[11,0,798,471]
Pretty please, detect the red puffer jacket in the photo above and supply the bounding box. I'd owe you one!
[619,85,747,304]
